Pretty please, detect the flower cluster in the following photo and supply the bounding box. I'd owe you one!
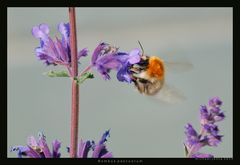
[32,23,141,83]
[10,132,61,158]
[90,42,141,82]
[11,130,112,158]
[67,129,113,158]
[32,23,87,76]
[184,97,225,158]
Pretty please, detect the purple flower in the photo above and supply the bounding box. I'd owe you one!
[205,135,222,147]
[11,132,61,158]
[52,140,61,158]
[191,153,214,158]
[77,140,93,157]
[200,98,225,125]
[184,123,200,148]
[203,123,219,136]
[200,105,209,123]
[116,48,141,83]
[91,42,122,80]
[68,130,113,158]
[78,48,88,59]
[184,97,225,158]
[208,97,222,107]
[32,23,87,68]
[92,129,113,158]
[91,42,141,81]
[10,146,29,158]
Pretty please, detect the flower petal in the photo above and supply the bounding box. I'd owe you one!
[117,64,132,83]
[200,105,209,124]
[185,123,198,137]
[38,133,52,158]
[96,66,111,80]
[27,145,42,158]
[27,136,38,147]
[39,24,50,34]
[32,24,49,41]
[55,37,69,63]
[52,140,61,158]
[92,144,106,158]
[99,130,110,145]
[92,130,111,158]
[58,22,70,48]
[128,48,141,64]
[189,143,205,157]
[203,124,219,136]
[184,123,200,148]
[78,140,92,158]
[78,48,88,60]
[206,135,222,146]
[10,146,29,158]
[96,55,121,70]
[91,42,108,64]
[213,112,225,122]
[32,23,73,66]
[208,97,222,107]
[101,152,113,158]
[191,153,214,158]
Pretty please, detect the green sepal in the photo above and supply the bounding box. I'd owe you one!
[74,72,94,84]
[43,70,69,77]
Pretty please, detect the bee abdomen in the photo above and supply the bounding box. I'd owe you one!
[134,78,164,95]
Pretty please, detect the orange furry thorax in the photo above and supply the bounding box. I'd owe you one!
[146,56,165,80]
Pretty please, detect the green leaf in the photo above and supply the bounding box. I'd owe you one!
[183,143,189,157]
[75,72,94,84]
[43,70,69,78]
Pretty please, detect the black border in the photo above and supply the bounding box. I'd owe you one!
[1,0,239,7]
[1,0,239,163]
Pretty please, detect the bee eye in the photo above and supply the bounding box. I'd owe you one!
[138,59,149,67]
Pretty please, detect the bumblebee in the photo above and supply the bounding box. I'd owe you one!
[129,41,165,95]
[130,55,165,95]
[129,41,192,104]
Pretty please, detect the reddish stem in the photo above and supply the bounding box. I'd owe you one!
[78,65,92,78]
[69,7,79,158]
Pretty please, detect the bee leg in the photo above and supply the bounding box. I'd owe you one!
[138,78,149,84]
[135,78,150,94]
[143,82,150,95]
[131,78,142,94]
[129,67,140,74]
[130,59,148,73]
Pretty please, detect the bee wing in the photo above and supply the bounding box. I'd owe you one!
[150,83,186,104]
[164,60,193,73]
[162,50,193,73]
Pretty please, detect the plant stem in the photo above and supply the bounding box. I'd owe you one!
[78,65,92,77]
[69,7,79,158]
[187,128,206,157]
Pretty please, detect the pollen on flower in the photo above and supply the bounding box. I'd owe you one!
[147,56,165,80]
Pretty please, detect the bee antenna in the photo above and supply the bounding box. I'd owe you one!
[138,40,144,55]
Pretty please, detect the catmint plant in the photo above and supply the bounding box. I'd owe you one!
[11,7,139,158]
[10,7,226,158]
[184,97,225,158]
[11,130,112,158]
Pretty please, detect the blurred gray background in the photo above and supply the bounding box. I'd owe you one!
[8,8,232,157]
